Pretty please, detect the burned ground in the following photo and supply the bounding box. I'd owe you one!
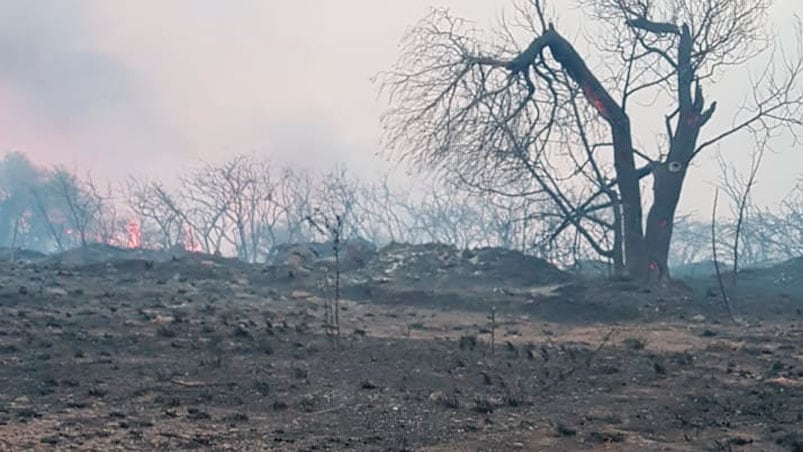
[0,245,802,451]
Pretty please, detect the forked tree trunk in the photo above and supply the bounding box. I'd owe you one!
[643,25,713,282]
[511,25,714,282]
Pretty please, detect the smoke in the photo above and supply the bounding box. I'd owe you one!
[0,0,800,216]
[0,1,182,179]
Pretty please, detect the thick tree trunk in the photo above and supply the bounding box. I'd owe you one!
[644,118,704,281]
[644,163,687,280]
[644,25,714,282]
[611,126,649,279]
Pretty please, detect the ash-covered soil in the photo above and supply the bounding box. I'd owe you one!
[0,245,802,451]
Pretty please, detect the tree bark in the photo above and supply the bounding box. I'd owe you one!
[611,125,649,279]
[644,25,714,281]
[645,163,686,280]
[610,190,625,278]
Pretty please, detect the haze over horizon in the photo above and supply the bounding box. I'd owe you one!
[0,0,801,217]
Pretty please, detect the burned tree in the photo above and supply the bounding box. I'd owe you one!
[124,177,186,249]
[0,152,40,250]
[716,145,767,277]
[381,0,803,280]
[29,169,106,250]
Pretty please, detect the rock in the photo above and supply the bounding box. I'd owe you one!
[354,242,567,291]
[151,315,175,326]
[45,287,68,297]
[270,243,319,267]
[270,239,377,270]
[291,291,314,300]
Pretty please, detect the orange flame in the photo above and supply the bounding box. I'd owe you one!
[126,219,142,249]
[582,82,610,121]
[181,224,203,252]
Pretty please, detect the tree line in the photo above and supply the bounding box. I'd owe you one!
[1,150,800,271]
[0,152,571,264]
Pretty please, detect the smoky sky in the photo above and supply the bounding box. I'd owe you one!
[0,2,130,125]
[0,1,184,179]
[0,0,801,214]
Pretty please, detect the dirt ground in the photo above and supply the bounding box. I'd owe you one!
[1,252,802,451]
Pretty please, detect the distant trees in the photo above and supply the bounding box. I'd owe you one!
[670,180,803,270]
[124,156,316,262]
[761,180,803,258]
[730,180,803,265]
[0,152,42,250]
[124,177,185,250]
[45,170,106,249]
[2,148,801,273]
[0,152,119,252]
[119,155,564,263]
[114,153,587,263]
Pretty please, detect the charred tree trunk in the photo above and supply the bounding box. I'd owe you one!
[532,27,648,279]
[611,125,648,279]
[645,163,686,280]
[644,25,715,281]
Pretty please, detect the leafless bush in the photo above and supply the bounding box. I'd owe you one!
[307,211,344,341]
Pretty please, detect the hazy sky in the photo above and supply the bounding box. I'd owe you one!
[0,0,801,215]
